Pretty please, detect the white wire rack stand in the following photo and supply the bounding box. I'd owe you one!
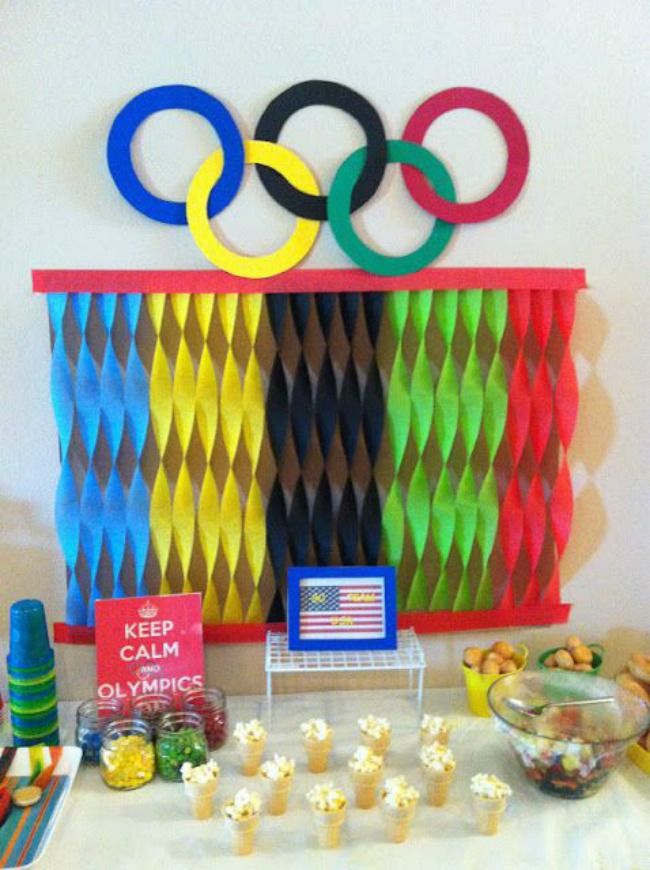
[265,628,426,714]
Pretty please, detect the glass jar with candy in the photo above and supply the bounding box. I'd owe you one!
[131,693,174,735]
[100,718,155,790]
[182,688,228,750]
[76,698,124,764]
[155,711,208,781]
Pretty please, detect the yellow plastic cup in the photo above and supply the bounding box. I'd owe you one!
[462,644,528,717]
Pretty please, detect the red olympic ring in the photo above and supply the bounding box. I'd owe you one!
[401,86,530,224]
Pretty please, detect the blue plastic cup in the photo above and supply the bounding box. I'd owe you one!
[7,600,53,670]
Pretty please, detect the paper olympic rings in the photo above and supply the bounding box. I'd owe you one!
[107,81,530,278]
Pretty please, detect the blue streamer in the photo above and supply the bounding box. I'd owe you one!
[55,463,85,625]
[288,479,310,564]
[80,468,103,625]
[126,467,150,598]
[337,480,359,564]
[290,355,313,467]
[103,467,126,598]
[312,473,333,564]
[48,295,75,457]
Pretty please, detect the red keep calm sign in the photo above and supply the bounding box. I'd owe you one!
[95,593,204,701]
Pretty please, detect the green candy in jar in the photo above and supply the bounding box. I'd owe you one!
[155,711,208,781]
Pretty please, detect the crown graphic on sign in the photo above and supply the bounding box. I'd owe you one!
[138,601,158,619]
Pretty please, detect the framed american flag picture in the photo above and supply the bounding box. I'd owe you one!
[287,566,397,651]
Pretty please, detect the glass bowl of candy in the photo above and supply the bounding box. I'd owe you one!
[488,670,650,798]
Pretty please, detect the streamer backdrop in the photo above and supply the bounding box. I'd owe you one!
[34,268,585,643]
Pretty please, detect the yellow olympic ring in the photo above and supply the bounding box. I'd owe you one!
[186,140,320,278]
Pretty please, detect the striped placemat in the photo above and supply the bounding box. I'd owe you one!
[0,776,68,868]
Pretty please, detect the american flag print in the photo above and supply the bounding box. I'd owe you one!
[299,577,385,640]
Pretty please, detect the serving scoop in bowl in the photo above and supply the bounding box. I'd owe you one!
[505,695,615,718]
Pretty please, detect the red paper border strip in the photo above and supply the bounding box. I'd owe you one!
[33,268,586,295]
[53,603,570,645]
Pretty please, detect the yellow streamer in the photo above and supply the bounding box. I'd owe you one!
[194,295,215,340]
[220,348,243,464]
[172,461,195,594]
[241,294,263,344]
[196,346,218,457]
[198,468,221,624]
[244,478,266,586]
[220,470,242,578]
[242,352,264,473]
[173,335,196,456]
[150,467,172,595]
[221,470,243,623]
[218,294,238,344]
[149,341,173,459]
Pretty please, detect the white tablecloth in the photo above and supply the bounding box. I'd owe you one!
[3,688,649,869]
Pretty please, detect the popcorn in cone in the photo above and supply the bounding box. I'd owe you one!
[304,735,332,773]
[224,815,260,856]
[351,768,381,809]
[181,759,220,820]
[184,780,218,820]
[360,730,390,756]
[358,715,391,756]
[238,740,266,776]
[382,803,416,844]
[473,795,506,836]
[311,807,346,849]
[423,767,454,807]
[419,715,449,747]
[470,774,511,836]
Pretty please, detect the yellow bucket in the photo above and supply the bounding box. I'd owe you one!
[627,740,650,775]
[462,644,528,717]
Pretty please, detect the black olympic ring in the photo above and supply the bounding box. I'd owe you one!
[254,80,388,221]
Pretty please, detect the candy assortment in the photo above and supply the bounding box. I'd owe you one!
[75,698,124,764]
[100,719,155,790]
[497,722,621,798]
[155,712,208,781]
[183,688,228,750]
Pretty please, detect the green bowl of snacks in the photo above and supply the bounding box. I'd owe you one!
[538,635,604,676]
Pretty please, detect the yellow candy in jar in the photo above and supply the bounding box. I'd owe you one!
[100,720,155,790]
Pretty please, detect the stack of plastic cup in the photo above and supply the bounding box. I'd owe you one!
[6,600,59,746]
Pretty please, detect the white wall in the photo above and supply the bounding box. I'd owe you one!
[1,0,648,699]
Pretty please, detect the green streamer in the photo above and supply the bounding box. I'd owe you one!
[475,290,508,608]
[430,467,455,610]
[386,351,411,473]
[406,458,430,564]
[475,467,499,609]
[452,466,477,611]
[382,479,405,603]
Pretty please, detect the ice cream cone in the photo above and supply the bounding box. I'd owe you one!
[311,807,345,849]
[473,794,506,836]
[238,740,265,776]
[382,802,416,843]
[304,736,331,773]
[224,815,260,856]
[422,767,454,807]
[184,780,218,820]
[351,768,381,809]
[262,774,293,815]
[360,731,390,756]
